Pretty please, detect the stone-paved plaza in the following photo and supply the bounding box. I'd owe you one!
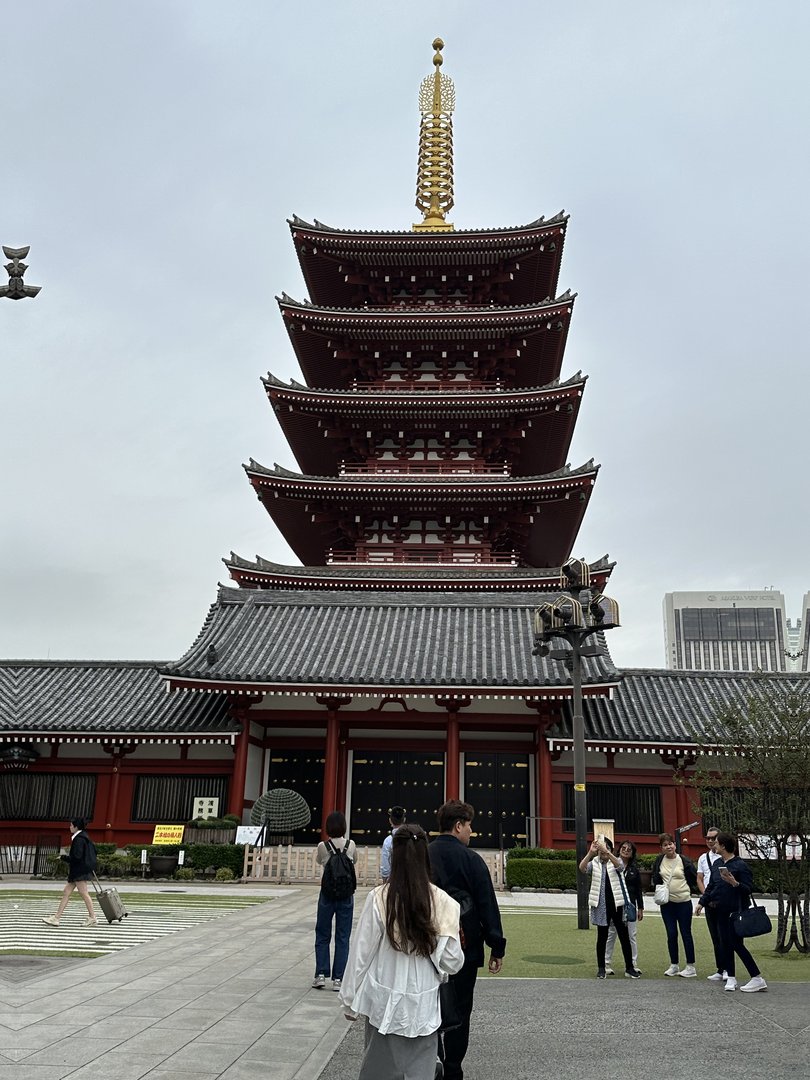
[1,883,808,1079]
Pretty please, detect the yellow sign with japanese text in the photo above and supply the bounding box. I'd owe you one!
[152,825,185,845]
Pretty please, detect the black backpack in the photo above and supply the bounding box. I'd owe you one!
[321,840,356,901]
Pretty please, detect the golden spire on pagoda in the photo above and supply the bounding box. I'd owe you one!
[413,37,455,232]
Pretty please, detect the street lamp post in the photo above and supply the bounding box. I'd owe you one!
[533,558,620,930]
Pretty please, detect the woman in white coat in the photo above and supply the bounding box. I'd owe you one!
[340,823,465,1080]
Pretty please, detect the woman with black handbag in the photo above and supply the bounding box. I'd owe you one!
[695,831,767,993]
[604,840,644,975]
[340,824,464,1079]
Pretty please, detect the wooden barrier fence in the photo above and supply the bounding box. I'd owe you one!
[242,844,505,889]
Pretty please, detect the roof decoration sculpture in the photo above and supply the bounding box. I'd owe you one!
[414,38,455,232]
[1,246,41,300]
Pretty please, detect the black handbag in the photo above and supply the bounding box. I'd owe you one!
[438,978,463,1033]
[617,868,637,922]
[731,896,772,939]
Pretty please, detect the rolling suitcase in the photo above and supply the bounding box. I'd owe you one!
[91,874,129,923]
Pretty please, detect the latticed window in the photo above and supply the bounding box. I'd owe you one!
[0,772,96,821]
[132,775,229,823]
[562,782,662,834]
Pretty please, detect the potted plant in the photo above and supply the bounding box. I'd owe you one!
[148,847,179,876]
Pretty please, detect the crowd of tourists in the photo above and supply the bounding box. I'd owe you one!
[311,810,768,1080]
[581,827,767,992]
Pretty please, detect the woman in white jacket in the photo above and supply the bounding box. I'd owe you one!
[340,823,465,1080]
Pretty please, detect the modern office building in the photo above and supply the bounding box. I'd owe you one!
[663,590,790,672]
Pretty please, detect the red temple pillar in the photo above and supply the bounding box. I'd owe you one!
[102,744,135,842]
[336,725,349,815]
[436,696,470,802]
[446,714,460,800]
[228,714,250,819]
[537,732,554,848]
[317,697,352,837]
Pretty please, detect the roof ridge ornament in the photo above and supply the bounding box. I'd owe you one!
[413,38,455,233]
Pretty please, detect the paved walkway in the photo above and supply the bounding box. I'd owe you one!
[1,882,806,1079]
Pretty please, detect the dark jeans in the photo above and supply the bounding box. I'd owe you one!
[704,905,724,973]
[716,908,760,979]
[596,913,634,972]
[439,958,478,1080]
[314,893,353,979]
[660,900,695,964]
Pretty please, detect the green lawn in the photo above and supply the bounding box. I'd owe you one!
[482,909,810,981]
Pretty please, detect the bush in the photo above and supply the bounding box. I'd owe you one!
[506,858,577,890]
[125,844,184,858]
[174,867,195,881]
[94,843,118,858]
[215,867,235,881]
[506,847,576,862]
[45,854,69,879]
[97,853,139,877]
[185,843,245,877]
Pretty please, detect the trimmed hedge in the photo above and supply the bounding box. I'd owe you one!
[506,858,577,889]
[506,847,576,862]
[124,843,245,876]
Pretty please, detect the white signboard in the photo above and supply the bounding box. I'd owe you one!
[193,796,220,820]
[236,825,262,846]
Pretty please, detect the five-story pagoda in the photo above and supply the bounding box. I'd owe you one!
[163,41,619,846]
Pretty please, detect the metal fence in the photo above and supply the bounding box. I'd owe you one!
[0,831,61,875]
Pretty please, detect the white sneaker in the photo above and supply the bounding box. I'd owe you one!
[740,975,768,993]
[42,915,60,927]
[706,971,726,981]
[603,967,615,976]
[332,978,342,992]
[724,977,738,991]
[664,963,679,976]
[311,974,326,989]
[679,965,697,978]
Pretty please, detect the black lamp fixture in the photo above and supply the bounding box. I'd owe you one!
[533,557,620,929]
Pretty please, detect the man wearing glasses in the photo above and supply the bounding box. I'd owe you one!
[697,827,726,981]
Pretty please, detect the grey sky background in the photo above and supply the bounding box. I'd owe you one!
[2,2,808,669]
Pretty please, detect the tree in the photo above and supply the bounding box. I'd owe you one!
[689,678,810,953]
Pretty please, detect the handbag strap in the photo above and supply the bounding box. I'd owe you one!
[617,867,631,907]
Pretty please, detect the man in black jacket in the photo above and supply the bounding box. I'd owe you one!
[429,799,506,1080]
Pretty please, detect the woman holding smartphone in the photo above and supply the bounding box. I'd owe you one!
[696,831,767,992]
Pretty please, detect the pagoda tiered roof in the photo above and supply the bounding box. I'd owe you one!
[289,214,569,309]
[160,586,620,699]
[224,552,615,593]
[243,459,598,567]
[278,294,574,390]
[262,371,586,477]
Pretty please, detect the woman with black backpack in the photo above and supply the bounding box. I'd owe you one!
[312,811,357,991]
[42,817,98,928]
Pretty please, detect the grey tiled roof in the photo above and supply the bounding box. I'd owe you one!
[224,553,615,585]
[557,668,810,749]
[160,587,621,694]
[277,291,575,317]
[262,370,587,400]
[0,660,240,740]
[245,459,598,487]
[288,213,569,238]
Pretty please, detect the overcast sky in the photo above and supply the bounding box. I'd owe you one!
[2,2,808,670]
